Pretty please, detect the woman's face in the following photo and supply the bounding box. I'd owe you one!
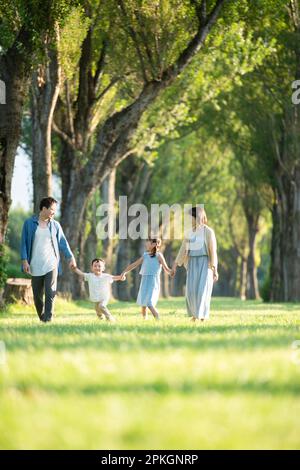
[192,213,204,226]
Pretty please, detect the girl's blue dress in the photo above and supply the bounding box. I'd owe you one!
[137,252,162,307]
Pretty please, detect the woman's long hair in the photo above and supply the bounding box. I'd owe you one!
[148,238,162,257]
[190,207,208,225]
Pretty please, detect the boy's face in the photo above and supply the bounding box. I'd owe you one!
[91,260,105,275]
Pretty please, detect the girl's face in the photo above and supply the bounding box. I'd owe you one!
[146,240,156,251]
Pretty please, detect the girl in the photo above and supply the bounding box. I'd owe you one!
[122,238,172,320]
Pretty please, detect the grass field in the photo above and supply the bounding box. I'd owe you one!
[0,296,300,450]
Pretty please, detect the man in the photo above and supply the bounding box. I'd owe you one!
[21,197,76,322]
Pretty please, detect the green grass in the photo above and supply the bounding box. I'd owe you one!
[1,296,300,450]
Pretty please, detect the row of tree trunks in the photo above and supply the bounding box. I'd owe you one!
[269,2,300,301]
[270,163,300,301]
[52,1,227,298]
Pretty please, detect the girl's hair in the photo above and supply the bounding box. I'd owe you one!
[148,238,161,257]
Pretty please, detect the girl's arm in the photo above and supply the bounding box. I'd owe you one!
[158,253,172,275]
[122,257,143,275]
[112,274,126,281]
[72,266,85,276]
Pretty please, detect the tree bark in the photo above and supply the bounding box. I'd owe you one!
[270,165,300,301]
[245,213,260,300]
[101,169,116,271]
[31,37,60,213]
[0,29,32,244]
[239,255,247,301]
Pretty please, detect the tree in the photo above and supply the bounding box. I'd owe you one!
[0,0,78,242]
[51,0,229,296]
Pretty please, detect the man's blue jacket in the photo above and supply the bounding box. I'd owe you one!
[20,215,74,275]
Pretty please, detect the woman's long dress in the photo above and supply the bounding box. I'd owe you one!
[186,231,214,319]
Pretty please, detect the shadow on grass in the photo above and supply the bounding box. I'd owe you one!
[9,377,300,397]
[2,321,298,352]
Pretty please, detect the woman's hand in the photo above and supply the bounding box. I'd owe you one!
[213,270,219,282]
[170,265,177,277]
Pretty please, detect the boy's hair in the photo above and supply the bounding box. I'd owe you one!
[39,197,58,211]
[91,258,105,265]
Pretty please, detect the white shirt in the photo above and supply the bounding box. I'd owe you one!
[188,226,205,252]
[30,226,58,276]
[84,272,114,304]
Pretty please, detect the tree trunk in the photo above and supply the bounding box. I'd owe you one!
[113,158,152,301]
[31,40,60,212]
[0,29,32,244]
[239,256,247,300]
[115,238,131,300]
[270,166,300,301]
[101,169,116,271]
[161,243,172,298]
[4,278,33,305]
[246,214,260,300]
[172,266,186,296]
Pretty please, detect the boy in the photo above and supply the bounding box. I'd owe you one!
[72,258,125,322]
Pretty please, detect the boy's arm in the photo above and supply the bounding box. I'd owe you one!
[121,257,143,275]
[72,266,85,277]
[158,253,172,274]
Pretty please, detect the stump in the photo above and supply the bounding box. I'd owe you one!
[4,278,33,305]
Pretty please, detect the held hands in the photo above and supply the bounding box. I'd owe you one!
[69,258,77,270]
[170,265,177,278]
[120,272,127,281]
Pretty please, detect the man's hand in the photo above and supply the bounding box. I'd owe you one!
[170,265,177,278]
[22,260,31,274]
[69,258,77,270]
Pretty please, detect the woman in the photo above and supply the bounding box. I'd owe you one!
[172,207,218,321]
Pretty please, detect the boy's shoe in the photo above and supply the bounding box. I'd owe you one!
[106,315,116,322]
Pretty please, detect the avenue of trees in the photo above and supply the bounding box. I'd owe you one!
[1,0,299,302]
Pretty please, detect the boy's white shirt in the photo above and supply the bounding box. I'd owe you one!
[83,272,114,303]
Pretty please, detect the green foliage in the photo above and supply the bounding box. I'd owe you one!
[0,0,81,56]
[0,243,8,289]
[260,273,271,302]
[5,208,30,278]
[58,7,90,81]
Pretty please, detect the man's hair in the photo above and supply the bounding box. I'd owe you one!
[39,197,58,211]
[91,258,105,265]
